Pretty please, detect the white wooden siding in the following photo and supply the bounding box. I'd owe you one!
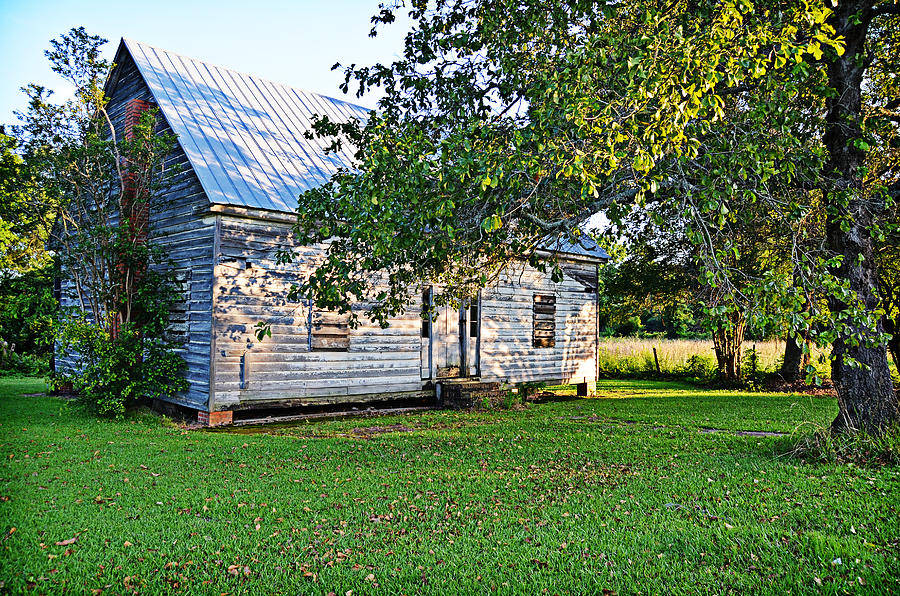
[210,216,423,410]
[480,261,598,385]
[210,217,598,409]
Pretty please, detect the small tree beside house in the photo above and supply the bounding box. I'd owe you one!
[12,28,187,416]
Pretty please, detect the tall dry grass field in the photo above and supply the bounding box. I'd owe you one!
[597,337,830,378]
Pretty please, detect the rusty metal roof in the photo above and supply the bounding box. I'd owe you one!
[541,234,610,262]
[122,38,369,214]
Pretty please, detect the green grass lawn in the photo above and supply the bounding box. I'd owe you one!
[1,377,898,594]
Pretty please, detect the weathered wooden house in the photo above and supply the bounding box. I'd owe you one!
[58,39,609,425]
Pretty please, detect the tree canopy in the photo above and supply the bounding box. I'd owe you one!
[288,0,898,434]
[294,0,838,317]
[8,28,187,415]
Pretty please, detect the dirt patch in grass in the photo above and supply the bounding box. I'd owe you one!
[699,427,786,437]
[347,423,415,438]
[762,378,837,396]
[532,391,580,403]
[573,415,787,437]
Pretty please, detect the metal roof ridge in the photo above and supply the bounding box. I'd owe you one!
[121,38,374,113]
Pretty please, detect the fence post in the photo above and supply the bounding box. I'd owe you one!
[752,343,757,377]
[653,347,661,375]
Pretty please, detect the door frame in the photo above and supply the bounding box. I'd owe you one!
[421,288,480,379]
[420,287,434,380]
[460,295,481,377]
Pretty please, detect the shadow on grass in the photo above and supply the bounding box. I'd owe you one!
[532,393,583,404]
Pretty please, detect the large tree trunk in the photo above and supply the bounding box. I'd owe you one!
[712,311,745,381]
[780,333,810,382]
[823,0,899,435]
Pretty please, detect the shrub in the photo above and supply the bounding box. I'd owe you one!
[516,381,546,402]
[741,345,767,387]
[55,318,187,417]
[0,349,50,376]
[0,265,58,369]
[617,316,643,336]
[679,354,718,380]
[794,425,900,466]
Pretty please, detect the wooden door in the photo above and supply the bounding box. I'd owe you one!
[424,290,479,379]
[462,298,480,377]
[434,301,463,378]
[420,288,433,379]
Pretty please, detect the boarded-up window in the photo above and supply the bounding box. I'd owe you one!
[533,294,556,348]
[310,309,350,351]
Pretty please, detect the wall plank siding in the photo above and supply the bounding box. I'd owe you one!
[210,215,425,410]
[210,214,599,409]
[479,260,598,386]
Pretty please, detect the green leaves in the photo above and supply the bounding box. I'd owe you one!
[807,40,824,61]
[11,28,189,416]
[56,318,188,417]
[254,322,272,342]
[288,0,887,360]
[481,214,503,232]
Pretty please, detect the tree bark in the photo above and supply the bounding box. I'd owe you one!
[780,333,810,382]
[712,311,745,381]
[824,0,899,435]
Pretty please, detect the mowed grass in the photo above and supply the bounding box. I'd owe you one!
[1,378,899,594]
[554,380,840,434]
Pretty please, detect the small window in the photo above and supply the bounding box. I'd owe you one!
[310,309,350,351]
[532,294,556,348]
[469,302,479,338]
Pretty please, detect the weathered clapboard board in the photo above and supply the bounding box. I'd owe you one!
[210,214,424,410]
[479,260,599,386]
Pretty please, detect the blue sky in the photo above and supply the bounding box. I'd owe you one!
[0,0,410,126]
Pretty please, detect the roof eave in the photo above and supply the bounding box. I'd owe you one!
[103,38,130,98]
[533,248,609,264]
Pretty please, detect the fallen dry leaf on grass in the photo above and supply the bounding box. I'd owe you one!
[55,535,78,546]
[227,564,251,577]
